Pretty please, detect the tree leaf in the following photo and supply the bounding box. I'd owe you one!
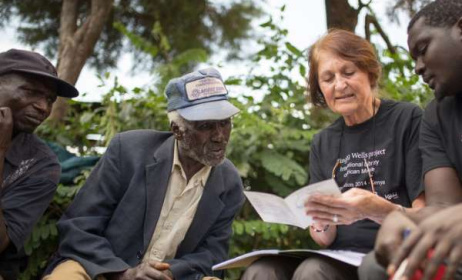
[285,42,303,57]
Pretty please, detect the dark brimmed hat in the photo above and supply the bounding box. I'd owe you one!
[165,67,239,121]
[0,49,79,98]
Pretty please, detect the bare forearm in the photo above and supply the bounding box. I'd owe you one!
[404,205,445,225]
[367,198,402,224]
[425,168,462,207]
[367,193,426,224]
[401,168,462,224]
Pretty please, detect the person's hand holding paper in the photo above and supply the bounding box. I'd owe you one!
[305,187,385,225]
[244,179,341,229]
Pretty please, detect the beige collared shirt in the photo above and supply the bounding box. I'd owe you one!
[143,140,211,262]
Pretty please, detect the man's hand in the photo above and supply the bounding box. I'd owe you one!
[108,261,173,280]
[0,107,13,152]
[374,211,417,268]
[388,204,462,280]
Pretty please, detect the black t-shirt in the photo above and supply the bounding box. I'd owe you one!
[420,96,462,178]
[309,99,424,253]
[0,133,60,280]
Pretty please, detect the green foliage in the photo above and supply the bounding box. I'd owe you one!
[226,15,317,201]
[37,73,170,150]
[0,0,263,71]
[379,46,433,107]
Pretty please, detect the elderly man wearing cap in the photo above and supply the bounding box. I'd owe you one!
[44,68,244,280]
[0,49,78,280]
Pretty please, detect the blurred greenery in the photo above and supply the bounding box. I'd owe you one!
[0,0,262,72]
[20,7,433,280]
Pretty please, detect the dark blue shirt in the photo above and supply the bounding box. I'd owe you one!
[0,133,60,280]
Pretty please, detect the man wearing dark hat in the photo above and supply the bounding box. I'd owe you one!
[44,68,244,280]
[0,49,79,280]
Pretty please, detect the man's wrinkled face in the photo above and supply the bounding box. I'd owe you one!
[178,118,232,167]
[0,73,57,134]
[408,17,462,99]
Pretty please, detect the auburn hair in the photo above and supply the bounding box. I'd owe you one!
[308,29,381,107]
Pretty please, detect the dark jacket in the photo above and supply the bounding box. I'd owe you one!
[47,130,244,279]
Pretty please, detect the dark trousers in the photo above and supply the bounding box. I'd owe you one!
[357,252,388,280]
[240,255,359,280]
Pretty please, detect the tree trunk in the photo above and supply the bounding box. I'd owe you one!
[324,0,359,32]
[49,0,114,123]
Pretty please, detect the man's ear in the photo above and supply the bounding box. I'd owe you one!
[171,122,183,140]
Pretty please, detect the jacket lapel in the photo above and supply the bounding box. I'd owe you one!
[143,136,175,250]
[176,166,225,255]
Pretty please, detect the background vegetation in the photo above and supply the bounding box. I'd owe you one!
[0,1,434,279]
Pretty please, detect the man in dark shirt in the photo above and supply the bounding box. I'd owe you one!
[358,1,462,279]
[0,49,79,279]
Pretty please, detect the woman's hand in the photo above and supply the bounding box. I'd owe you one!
[304,188,396,225]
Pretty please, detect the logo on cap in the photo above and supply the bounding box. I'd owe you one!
[185,77,228,101]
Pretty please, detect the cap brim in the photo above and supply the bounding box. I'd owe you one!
[177,100,240,121]
[14,69,79,98]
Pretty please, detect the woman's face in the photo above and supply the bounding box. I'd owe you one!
[317,50,374,119]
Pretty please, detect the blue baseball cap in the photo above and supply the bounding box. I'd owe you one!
[165,67,239,121]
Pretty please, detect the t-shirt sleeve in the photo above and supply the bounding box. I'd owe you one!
[309,133,325,184]
[404,106,425,202]
[2,157,59,253]
[420,102,453,176]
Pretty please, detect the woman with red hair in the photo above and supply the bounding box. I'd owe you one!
[241,29,425,280]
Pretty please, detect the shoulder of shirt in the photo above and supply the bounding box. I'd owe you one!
[423,98,437,118]
[423,96,460,127]
[313,117,343,141]
[423,97,458,117]
[422,98,448,128]
[116,129,171,139]
[380,99,422,114]
[21,133,58,162]
[114,129,172,147]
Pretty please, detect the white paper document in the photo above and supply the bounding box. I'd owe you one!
[212,249,365,270]
[244,179,341,229]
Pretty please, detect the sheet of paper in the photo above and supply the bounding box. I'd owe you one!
[244,191,302,228]
[212,249,365,270]
[244,179,341,229]
[212,249,279,270]
[391,259,408,280]
[284,179,342,229]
